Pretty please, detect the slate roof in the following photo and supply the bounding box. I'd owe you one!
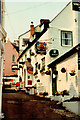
[17,28,48,62]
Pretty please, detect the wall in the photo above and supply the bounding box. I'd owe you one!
[4,40,19,76]
[56,53,78,96]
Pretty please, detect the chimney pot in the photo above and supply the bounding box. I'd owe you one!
[31,21,33,25]
[30,21,34,38]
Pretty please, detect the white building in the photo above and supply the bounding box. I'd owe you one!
[0,0,7,118]
[48,43,80,97]
[17,1,80,97]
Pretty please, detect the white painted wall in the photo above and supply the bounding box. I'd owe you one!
[56,53,78,97]
[19,31,30,54]
[18,2,80,96]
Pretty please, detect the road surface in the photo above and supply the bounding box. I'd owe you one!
[2,91,80,120]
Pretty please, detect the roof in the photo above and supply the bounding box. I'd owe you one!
[18,24,39,39]
[11,43,19,53]
[48,43,80,68]
[17,29,48,62]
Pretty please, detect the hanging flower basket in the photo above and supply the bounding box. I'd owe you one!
[70,72,76,76]
[30,52,35,56]
[45,70,51,75]
[69,70,76,76]
[40,66,45,73]
[34,70,38,76]
[61,68,66,73]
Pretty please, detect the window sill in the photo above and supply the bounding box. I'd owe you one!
[61,45,73,47]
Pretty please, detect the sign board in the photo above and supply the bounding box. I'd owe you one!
[72,0,80,11]
[35,42,46,55]
[26,61,33,74]
[49,49,59,57]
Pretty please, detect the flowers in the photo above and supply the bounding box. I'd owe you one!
[69,70,76,76]
[54,90,69,96]
[45,70,51,75]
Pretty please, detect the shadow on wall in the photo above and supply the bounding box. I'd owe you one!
[69,82,77,97]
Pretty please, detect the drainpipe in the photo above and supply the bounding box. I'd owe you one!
[0,55,4,118]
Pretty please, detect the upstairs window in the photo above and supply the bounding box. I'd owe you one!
[61,31,73,46]
[12,55,15,62]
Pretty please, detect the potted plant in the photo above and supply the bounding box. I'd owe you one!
[34,70,38,76]
[30,52,35,56]
[43,92,48,96]
[61,67,66,73]
[69,70,76,76]
[55,91,60,96]
[45,70,51,75]
[40,66,45,73]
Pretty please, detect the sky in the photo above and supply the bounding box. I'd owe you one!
[4,0,71,42]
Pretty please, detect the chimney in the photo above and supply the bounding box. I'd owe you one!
[30,22,34,38]
[40,19,50,24]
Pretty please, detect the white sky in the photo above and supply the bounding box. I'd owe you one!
[4,0,71,41]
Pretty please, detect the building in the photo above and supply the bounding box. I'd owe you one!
[17,1,80,97]
[48,43,80,97]
[18,22,40,55]
[17,19,50,94]
[0,0,7,118]
[3,39,19,85]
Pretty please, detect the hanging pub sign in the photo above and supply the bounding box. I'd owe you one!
[27,67,33,74]
[49,49,59,57]
[78,48,80,70]
[26,61,33,74]
[72,0,80,11]
[35,42,46,55]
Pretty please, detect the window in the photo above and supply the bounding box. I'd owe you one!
[61,31,73,46]
[12,55,15,62]
[25,54,27,61]
[35,62,38,73]
[41,57,45,70]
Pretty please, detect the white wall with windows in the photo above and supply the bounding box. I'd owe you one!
[17,2,80,96]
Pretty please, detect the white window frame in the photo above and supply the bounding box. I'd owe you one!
[61,31,73,46]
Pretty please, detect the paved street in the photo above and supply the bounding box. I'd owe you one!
[2,91,80,120]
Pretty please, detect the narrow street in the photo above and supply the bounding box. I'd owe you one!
[2,91,79,120]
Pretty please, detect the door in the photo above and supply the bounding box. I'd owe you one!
[24,69,26,87]
[52,76,57,95]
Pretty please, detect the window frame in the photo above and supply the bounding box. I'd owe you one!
[12,55,15,63]
[61,31,73,47]
[41,57,45,70]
